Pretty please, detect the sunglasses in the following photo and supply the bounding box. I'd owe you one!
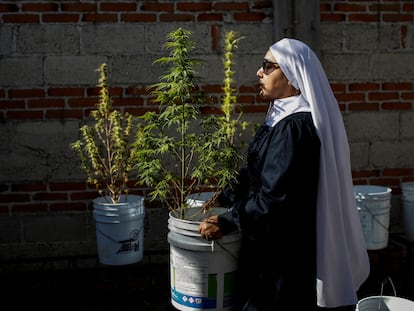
[262,59,280,75]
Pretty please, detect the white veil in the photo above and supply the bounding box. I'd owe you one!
[270,38,370,307]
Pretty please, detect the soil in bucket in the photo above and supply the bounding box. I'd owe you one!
[93,195,145,266]
[401,182,414,241]
[168,204,240,311]
[354,185,392,250]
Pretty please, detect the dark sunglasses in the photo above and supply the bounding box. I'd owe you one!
[262,59,280,75]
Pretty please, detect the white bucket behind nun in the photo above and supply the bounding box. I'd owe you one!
[356,296,414,311]
[354,185,392,250]
[401,182,414,241]
[356,278,414,311]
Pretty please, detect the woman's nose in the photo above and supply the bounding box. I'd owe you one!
[256,67,263,77]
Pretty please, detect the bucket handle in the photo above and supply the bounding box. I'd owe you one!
[380,276,396,297]
[377,277,397,310]
[362,203,389,233]
[208,240,238,260]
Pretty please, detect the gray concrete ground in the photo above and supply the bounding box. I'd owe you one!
[2,233,414,311]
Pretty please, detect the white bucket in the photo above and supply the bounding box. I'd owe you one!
[93,195,145,266]
[401,182,414,241]
[356,278,414,310]
[186,192,215,208]
[354,185,392,250]
[168,205,240,311]
[357,296,414,311]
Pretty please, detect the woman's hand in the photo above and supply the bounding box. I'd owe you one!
[198,215,223,240]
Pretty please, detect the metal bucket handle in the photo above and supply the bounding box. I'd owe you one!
[362,203,390,233]
[378,277,397,310]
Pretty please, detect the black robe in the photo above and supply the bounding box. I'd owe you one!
[218,112,321,310]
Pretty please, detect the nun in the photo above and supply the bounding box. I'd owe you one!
[199,38,369,311]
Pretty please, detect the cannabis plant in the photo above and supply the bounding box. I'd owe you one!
[71,63,136,204]
[195,30,248,208]
[133,28,247,218]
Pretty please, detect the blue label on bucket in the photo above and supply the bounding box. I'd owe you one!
[171,288,217,309]
[116,240,140,255]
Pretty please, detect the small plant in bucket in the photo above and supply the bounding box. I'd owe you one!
[71,63,145,266]
[71,63,136,204]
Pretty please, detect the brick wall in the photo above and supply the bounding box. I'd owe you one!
[0,0,414,263]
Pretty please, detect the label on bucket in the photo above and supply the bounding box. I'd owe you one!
[170,245,236,310]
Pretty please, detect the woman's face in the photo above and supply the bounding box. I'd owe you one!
[257,50,293,100]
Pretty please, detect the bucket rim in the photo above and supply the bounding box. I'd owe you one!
[401,181,414,189]
[354,185,392,197]
[93,194,144,206]
[357,295,414,304]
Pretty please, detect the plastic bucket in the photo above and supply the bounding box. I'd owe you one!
[356,296,414,311]
[354,185,392,250]
[401,182,414,241]
[93,195,145,266]
[168,206,240,311]
[186,192,215,208]
[356,278,414,310]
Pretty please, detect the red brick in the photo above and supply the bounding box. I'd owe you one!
[320,13,345,22]
[43,13,80,23]
[33,193,69,201]
[368,92,399,101]
[100,3,137,12]
[70,191,100,201]
[349,14,379,22]
[382,102,411,110]
[82,14,118,22]
[68,98,98,108]
[7,111,44,119]
[22,3,58,12]
[12,203,49,213]
[2,14,40,23]
[252,1,272,9]
[46,109,83,119]
[349,83,380,91]
[383,168,413,177]
[126,87,150,96]
[112,98,143,107]
[122,14,156,22]
[48,88,85,97]
[335,3,366,12]
[369,3,400,13]
[335,93,366,102]
[50,202,87,211]
[0,4,18,13]
[141,3,174,12]
[1,100,25,109]
[352,170,381,178]
[28,99,65,108]
[383,82,413,91]
[383,14,413,23]
[159,14,194,22]
[198,13,223,22]
[348,102,380,111]
[214,3,249,11]
[0,193,31,203]
[177,3,212,11]
[61,3,97,12]
[9,89,45,98]
[234,12,266,21]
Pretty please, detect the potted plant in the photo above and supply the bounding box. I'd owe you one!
[132,27,247,311]
[71,63,145,266]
